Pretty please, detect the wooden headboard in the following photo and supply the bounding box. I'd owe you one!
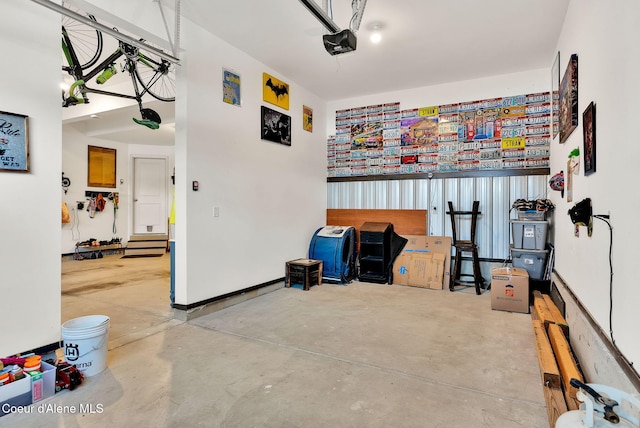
[326,209,427,237]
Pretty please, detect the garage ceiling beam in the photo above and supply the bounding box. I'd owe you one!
[31,0,180,65]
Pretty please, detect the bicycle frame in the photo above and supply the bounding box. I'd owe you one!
[62,26,164,111]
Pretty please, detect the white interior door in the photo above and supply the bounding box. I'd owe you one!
[133,157,167,235]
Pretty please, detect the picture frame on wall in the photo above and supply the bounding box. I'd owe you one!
[559,54,578,144]
[222,68,241,107]
[551,51,560,139]
[583,102,596,176]
[262,72,289,110]
[0,111,30,172]
[261,105,291,146]
[303,105,313,132]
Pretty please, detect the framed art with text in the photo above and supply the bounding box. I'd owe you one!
[0,111,30,172]
[261,106,291,146]
[559,54,578,144]
[583,102,596,176]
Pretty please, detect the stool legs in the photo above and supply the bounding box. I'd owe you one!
[450,247,483,295]
[450,250,462,291]
[472,247,482,295]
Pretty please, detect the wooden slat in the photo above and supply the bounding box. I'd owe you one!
[533,290,555,326]
[326,209,427,236]
[542,385,568,428]
[543,294,569,337]
[531,319,561,388]
[548,323,584,401]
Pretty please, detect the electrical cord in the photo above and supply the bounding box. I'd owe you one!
[593,214,638,377]
[71,207,81,241]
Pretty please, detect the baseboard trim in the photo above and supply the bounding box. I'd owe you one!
[172,278,285,321]
[552,270,640,394]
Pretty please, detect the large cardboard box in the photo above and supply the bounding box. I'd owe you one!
[393,236,451,289]
[491,267,530,313]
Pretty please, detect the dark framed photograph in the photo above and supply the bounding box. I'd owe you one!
[583,102,596,176]
[261,106,291,146]
[551,51,560,139]
[559,54,578,144]
[0,111,30,172]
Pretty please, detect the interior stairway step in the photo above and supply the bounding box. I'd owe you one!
[129,234,169,241]
[123,234,168,257]
[127,240,167,249]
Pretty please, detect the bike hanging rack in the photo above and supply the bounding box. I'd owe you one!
[31,0,181,65]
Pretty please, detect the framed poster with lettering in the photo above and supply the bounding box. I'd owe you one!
[0,111,30,172]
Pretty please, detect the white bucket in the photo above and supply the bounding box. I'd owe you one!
[61,315,110,377]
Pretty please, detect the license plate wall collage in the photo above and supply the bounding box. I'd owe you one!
[328,92,555,177]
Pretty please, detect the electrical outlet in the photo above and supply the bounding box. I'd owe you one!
[213,206,220,218]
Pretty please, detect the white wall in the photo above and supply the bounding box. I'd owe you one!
[0,1,62,356]
[174,19,328,305]
[549,0,640,385]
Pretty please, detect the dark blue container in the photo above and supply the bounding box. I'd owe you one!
[308,226,356,284]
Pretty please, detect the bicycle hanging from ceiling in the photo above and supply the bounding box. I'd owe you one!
[46,1,179,129]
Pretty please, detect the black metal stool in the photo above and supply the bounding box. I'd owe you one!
[447,201,483,295]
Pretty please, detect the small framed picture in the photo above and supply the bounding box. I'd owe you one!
[261,106,291,146]
[303,105,313,132]
[583,102,596,176]
[222,68,241,107]
[0,111,30,172]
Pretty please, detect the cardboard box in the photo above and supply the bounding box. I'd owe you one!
[491,267,530,313]
[393,236,451,289]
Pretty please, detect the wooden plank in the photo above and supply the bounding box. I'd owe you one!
[542,385,568,428]
[530,305,539,321]
[533,290,555,327]
[543,294,569,337]
[327,209,427,237]
[531,319,561,388]
[548,323,584,401]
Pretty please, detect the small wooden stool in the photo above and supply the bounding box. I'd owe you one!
[286,259,323,291]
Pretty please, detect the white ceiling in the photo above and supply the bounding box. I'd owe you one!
[63,0,570,146]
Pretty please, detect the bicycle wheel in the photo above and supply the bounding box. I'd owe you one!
[61,4,103,70]
[134,51,176,102]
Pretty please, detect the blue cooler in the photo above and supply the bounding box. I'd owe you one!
[308,226,357,284]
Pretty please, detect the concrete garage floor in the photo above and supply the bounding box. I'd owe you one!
[4,254,548,427]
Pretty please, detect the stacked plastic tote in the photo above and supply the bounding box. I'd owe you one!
[510,211,549,280]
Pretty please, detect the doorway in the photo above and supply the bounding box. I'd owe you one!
[133,156,168,235]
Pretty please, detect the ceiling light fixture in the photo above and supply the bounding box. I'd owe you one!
[369,23,383,44]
